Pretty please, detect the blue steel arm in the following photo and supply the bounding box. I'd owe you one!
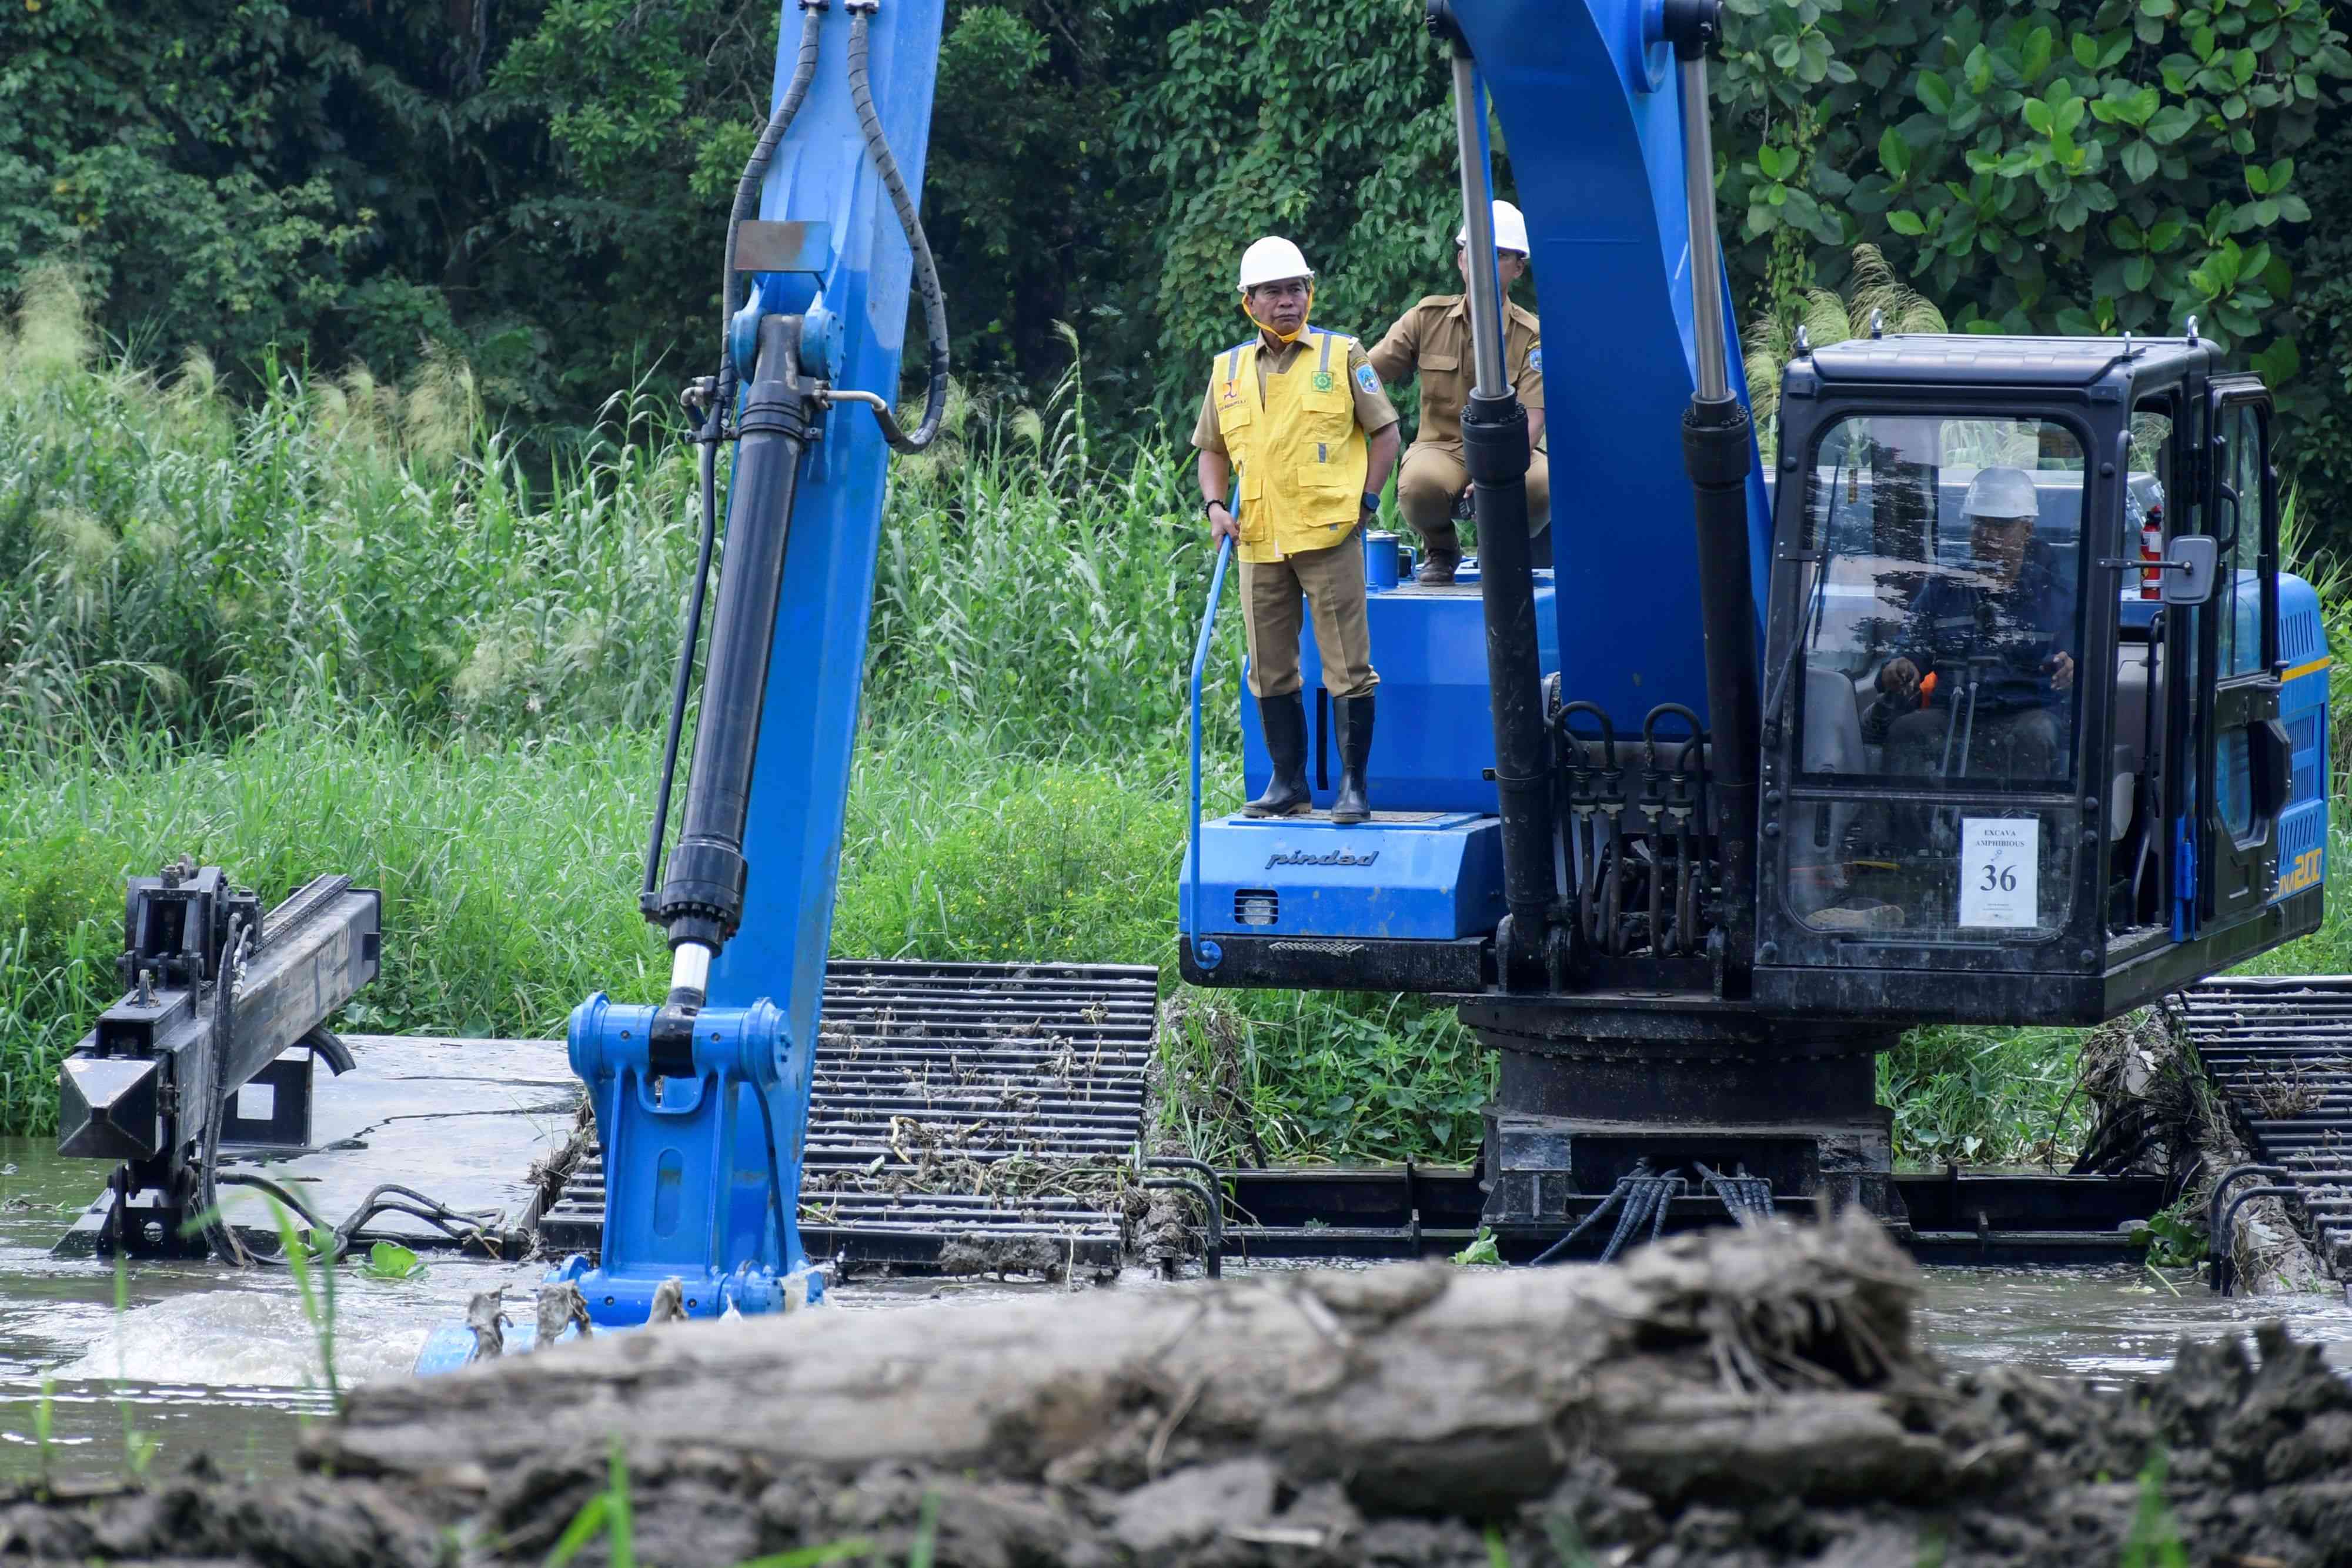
[1446,0,1771,728]
[550,0,948,1329]
[1187,531,1236,969]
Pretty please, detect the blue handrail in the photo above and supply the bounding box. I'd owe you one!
[1186,523,1236,968]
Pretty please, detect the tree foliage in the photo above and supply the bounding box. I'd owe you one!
[5,0,2352,497]
[1715,0,2349,391]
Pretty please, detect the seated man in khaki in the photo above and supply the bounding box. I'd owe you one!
[1194,236,1400,824]
[1368,199,1548,585]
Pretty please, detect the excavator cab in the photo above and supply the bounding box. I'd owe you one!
[1753,333,2327,1024]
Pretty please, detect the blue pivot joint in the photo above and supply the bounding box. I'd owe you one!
[555,991,822,1326]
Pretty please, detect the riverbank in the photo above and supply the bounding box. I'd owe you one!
[5,1214,2350,1566]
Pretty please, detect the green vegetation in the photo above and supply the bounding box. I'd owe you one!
[12,0,2352,500]
[2,265,2347,1174]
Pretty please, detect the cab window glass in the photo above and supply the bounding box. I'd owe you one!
[1784,414,2087,943]
[2217,402,2265,677]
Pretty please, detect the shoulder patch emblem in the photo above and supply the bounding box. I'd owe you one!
[1312,370,1335,392]
[1528,346,1542,375]
[1354,362,1379,394]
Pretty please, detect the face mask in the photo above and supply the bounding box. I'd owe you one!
[1242,285,1314,344]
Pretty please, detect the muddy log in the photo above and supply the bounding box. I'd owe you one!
[9,1213,2352,1566]
[323,1210,1941,1511]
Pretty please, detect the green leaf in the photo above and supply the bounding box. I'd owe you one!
[2246,163,2270,195]
[2277,195,2311,223]
[2022,28,2054,83]
[1965,44,1993,93]
[2122,140,2158,182]
[2266,158,2294,192]
[2140,0,2174,16]
[1879,127,1913,178]
[1917,71,1955,115]
[2023,98,2054,135]
[2125,255,2156,291]
[2147,105,2197,144]
[2147,218,2187,252]
[1887,209,1929,235]
[367,1241,423,1281]
[2072,34,2099,70]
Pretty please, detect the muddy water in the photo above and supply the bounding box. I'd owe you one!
[6,1125,2352,1490]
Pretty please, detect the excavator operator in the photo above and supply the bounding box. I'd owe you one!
[1869,466,2079,787]
[1196,235,1401,825]
[1368,199,1549,586]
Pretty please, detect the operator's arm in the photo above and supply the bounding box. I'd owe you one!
[1348,344,1402,520]
[1877,579,1945,699]
[1192,380,1240,543]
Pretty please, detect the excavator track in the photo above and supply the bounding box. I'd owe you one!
[539,960,1160,1272]
[2170,976,2352,1282]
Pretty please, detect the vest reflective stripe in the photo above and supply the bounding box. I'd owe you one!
[1211,330,1367,563]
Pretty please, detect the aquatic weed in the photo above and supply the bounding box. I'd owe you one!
[111,1256,157,1476]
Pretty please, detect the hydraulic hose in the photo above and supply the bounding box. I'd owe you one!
[197,918,506,1268]
[717,4,826,418]
[846,3,950,454]
[641,406,724,917]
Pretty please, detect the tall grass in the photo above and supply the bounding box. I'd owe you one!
[0,271,1482,1160]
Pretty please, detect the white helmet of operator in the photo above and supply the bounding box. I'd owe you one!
[1962,466,2039,523]
[1456,199,1531,256]
[1236,236,1315,292]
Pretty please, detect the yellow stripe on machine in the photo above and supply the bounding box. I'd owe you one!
[2281,656,2333,684]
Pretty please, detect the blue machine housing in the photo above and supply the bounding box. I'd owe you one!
[2266,573,2329,904]
[1190,0,1765,964]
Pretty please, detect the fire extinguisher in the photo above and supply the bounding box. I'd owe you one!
[2139,503,2164,600]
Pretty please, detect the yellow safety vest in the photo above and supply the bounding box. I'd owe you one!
[1211,329,1369,563]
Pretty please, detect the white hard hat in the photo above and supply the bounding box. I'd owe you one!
[1963,466,2039,521]
[1456,199,1531,256]
[1237,236,1314,292]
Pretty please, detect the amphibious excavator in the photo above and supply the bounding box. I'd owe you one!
[52,0,2338,1344]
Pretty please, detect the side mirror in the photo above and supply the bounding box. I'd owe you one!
[2161,534,2219,607]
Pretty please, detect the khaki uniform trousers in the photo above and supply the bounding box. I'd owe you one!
[1241,537,1378,700]
[1397,441,1552,539]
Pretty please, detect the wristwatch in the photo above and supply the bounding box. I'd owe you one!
[1360,492,1381,516]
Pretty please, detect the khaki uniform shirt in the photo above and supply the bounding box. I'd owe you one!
[1367,295,1543,448]
[1190,332,1398,457]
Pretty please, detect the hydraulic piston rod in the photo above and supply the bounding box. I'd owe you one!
[1434,0,1557,989]
[650,315,817,1048]
[1665,0,1760,980]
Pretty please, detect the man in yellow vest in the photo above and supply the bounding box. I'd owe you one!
[1368,199,1548,586]
[1193,236,1401,824]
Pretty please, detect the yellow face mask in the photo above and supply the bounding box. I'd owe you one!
[1242,283,1314,345]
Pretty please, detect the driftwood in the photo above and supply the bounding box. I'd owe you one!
[321,1208,1943,1514]
[11,1213,2352,1566]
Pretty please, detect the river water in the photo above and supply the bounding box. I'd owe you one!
[6,1124,2351,1489]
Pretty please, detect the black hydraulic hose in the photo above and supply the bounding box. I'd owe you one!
[198,916,254,1267]
[844,4,950,454]
[717,4,826,418]
[641,416,724,918]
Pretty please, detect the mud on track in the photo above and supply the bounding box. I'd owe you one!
[5,1211,2351,1567]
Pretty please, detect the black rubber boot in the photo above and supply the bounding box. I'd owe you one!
[1244,690,1312,817]
[1329,693,1375,824]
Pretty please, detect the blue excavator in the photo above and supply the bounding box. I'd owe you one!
[58,0,2324,1352]
[482,0,2326,1333]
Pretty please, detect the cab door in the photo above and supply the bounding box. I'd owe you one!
[2194,380,2288,929]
